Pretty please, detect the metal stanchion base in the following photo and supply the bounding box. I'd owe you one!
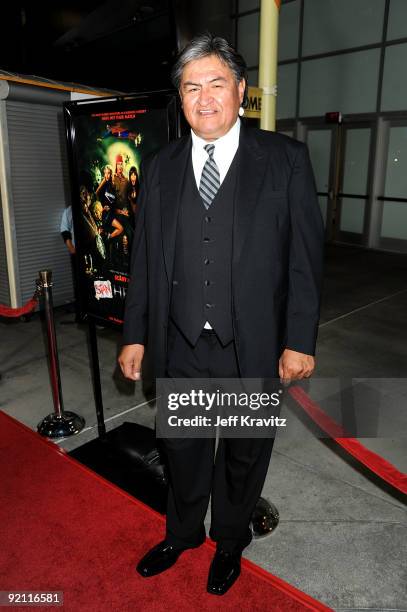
[37,411,85,438]
[250,497,280,538]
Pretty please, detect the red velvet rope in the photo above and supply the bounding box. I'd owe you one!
[2,291,405,496]
[0,295,38,318]
[289,385,407,495]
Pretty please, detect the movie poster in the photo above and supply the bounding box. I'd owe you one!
[64,92,179,326]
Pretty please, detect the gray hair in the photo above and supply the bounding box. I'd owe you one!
[171,32,248,107]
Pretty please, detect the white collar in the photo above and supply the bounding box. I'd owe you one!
[190,118,241,155]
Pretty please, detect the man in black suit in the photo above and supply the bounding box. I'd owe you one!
[119,33,324,595]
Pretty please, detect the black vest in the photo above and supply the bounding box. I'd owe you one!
[170,151,239,346]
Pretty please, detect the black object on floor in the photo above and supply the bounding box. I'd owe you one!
[69,422,168,514]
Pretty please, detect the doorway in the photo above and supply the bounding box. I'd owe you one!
[303,119,375,246]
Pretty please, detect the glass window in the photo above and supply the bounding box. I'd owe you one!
[381,202,407,240]
[239,0,259,12]
[247,68,258,87]
[303,0,385,56]
[239,0,293,16]
[383,126,407,199]
[278,0,300,61]
[300,49,380,117]
[306,129,331,192]
[342,129,371,194]
[381,43,407,111]
[276,63,297,120]
[340,198,366,233]
[387,0,407,41]
[237,12,260,67]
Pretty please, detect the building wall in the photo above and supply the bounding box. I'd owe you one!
[233,0,407,251]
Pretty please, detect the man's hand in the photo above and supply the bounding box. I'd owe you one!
[279,348,315,384]
[118,344,145,381]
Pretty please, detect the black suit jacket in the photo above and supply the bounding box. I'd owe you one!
[123,123,325,378]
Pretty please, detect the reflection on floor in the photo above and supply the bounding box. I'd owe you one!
[1,243,406,611]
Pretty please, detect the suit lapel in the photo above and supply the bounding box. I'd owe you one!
[159,134,191,284]
[233,124,268,265]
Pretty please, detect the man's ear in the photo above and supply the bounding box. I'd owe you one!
[239,78,246,105]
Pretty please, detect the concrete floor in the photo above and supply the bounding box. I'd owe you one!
[1,243,406,611]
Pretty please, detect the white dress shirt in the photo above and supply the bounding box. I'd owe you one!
[190,118,241,329]
[191,118,241,189]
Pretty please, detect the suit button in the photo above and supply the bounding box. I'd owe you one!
[203,237,210,243]
[204,216,211,223]
[204,280,210,286]
[172,280,178,285]
[205,303,214,308]
[204,258,210,265]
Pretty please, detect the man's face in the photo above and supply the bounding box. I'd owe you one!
[104,168,111,181]
[180,54,245,141]
[116,162,123,175]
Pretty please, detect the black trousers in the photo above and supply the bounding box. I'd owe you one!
[162,320,276,554]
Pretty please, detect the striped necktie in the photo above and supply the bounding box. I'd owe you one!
[199,143,220,209]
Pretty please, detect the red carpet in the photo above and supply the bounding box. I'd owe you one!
[0,411,332,611]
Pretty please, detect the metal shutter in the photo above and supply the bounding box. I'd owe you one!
[0,193,10,304]
[6,99,74,307]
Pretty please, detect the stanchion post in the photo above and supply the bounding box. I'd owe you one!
[39,270,64,416]
[37,269,85,438]
[87,318,107,439]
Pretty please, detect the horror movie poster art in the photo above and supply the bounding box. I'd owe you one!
[64,92,179,326]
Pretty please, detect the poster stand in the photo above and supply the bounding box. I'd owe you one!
[72,316,168,513]
[63,91,180,511]
[87,317,107,439]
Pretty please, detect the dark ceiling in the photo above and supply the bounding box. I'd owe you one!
[1,1,235,93]
[1,1,176,93]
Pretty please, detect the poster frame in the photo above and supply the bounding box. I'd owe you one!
[63,89,181,329]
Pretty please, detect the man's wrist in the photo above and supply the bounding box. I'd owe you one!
[284,346,314,357]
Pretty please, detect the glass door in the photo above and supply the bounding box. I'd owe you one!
[303,120,374,245]
[303,124,336,240]
[378,120,407,251]
[335,122,374,245]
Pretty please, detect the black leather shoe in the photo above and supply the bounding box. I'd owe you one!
[136,540,186,577]
[207,549,241,595]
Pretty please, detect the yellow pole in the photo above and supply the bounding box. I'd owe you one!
[258,0,281,131]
